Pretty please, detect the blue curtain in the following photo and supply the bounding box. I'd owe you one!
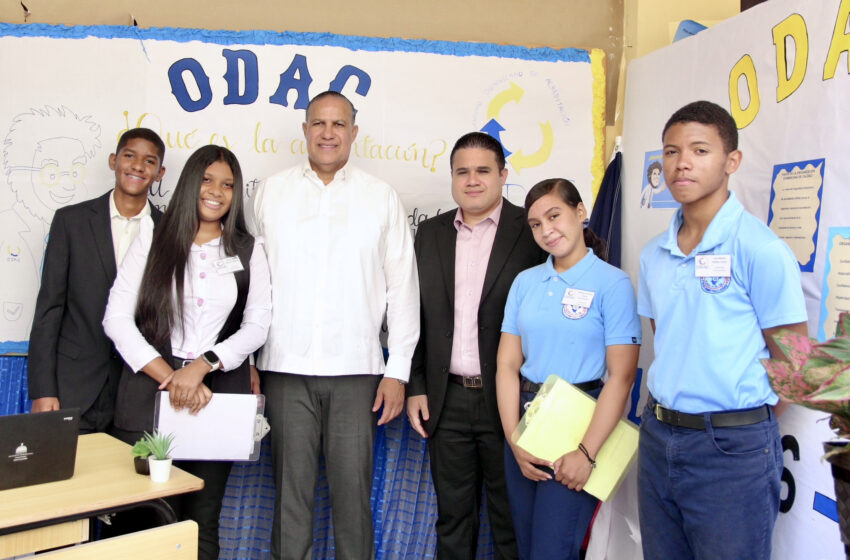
[0,355,496,559]
[588,151,623,268]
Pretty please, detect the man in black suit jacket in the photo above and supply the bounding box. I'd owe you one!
[408,132,546,559]
[28,128,165,433]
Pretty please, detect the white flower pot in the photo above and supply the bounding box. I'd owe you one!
[148,457,172,483]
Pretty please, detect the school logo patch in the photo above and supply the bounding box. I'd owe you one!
[700,276,731,294]
[563,304,589,319]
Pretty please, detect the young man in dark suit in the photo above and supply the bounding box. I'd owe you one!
[28,128,166,433]
[407,132,546,559]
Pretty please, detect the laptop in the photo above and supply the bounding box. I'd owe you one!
[0,408,80,491]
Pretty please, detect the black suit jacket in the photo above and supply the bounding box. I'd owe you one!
[409,199,546,436]
[28,190,162,415]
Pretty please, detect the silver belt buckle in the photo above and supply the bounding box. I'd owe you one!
[181,359,193,368]
[463,376,483,388]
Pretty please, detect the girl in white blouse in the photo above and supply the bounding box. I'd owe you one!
[104,145,271,559]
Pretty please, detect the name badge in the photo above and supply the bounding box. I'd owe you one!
[562,288,594,319]
[694,254,731,278]
[213,256,244,274]
[562,288,595,308]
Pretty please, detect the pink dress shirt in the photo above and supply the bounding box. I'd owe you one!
[449,202,503,377]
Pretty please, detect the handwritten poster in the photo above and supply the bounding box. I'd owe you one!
[768,159,824,271]
[819,227,850,341]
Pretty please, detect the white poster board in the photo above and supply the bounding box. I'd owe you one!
[0,24,605,353]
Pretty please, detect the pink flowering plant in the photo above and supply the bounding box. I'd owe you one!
[762,312,850,456]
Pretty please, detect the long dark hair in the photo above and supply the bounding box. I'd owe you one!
[136,145,249,350]
[524,178,608,262]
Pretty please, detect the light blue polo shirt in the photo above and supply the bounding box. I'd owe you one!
[638,191,807,413]
[502,250,641,384]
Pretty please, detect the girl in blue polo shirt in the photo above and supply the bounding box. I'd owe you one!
[496,178,641,559]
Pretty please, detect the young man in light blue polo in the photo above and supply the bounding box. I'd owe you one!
[637,100,808,560]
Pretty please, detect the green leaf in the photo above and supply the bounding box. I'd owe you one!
[765,314,850,429]
[131,440,151,459]
[807,382,850,403]
[762,357,794,380]
[802,356,842,369]
[818,337,850,363]
[142,430,175,460]
[770,330,818,368]
[803,362,849,387]
[764,359,803,396]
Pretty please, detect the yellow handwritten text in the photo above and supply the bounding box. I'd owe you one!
[253,122,279,154]
[289,135,449,172]
[118,111,232,151]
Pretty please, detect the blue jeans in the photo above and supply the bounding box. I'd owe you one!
[637,402,783,560]
[503,390,600,560]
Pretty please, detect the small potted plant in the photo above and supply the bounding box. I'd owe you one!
[140,430,176,483]
[762,311,850,550]
[131,439,152,475]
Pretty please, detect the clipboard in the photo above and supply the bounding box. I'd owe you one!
[512,374,639,502]
[154,391,268,461]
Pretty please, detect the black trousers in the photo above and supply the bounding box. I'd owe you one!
[170,459,233,560]
[78,360,122,433]
[428,381,518,560]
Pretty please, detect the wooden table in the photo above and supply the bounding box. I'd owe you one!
[0,432,203,557]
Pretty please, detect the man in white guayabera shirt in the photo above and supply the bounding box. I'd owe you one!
[247,90,419,560]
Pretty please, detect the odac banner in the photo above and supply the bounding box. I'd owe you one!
[0,24,605,353]
[603,1,850,559]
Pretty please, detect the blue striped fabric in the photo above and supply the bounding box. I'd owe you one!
[1,356,497,559]
[0,356,28,415]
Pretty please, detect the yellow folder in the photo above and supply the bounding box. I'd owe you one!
[512,374,639,502]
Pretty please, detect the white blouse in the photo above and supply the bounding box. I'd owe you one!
[103,217,272,373]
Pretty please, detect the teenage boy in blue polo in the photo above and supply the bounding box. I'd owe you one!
[637,100,808,560]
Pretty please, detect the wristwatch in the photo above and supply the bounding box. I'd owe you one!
[202,350,221,372]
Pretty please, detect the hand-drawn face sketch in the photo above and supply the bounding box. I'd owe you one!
[639,150,678,210]
[0,106,101,351]
[640,161,665,208]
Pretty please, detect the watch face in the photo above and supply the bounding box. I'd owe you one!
[204,350,220,364]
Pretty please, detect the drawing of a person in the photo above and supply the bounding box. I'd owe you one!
[0,106,101,344]
[640,161,666,208]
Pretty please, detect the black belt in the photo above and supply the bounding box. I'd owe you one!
[520,376,602,394]
[449,374,483,389]
[652,399,771,430]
